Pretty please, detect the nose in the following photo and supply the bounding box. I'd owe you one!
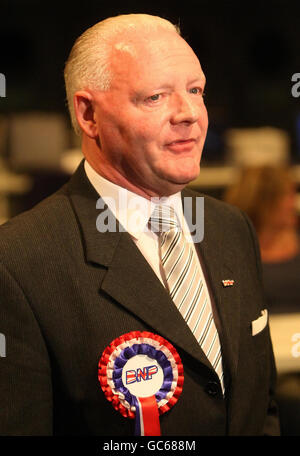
[170,92,201,125]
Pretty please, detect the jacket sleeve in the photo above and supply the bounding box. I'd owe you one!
[0,262,53,435]
[241,212,281,436]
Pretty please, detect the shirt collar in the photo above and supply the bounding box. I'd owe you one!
[84,160,186,240]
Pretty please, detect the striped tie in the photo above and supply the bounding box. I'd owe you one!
[149,204,224,393]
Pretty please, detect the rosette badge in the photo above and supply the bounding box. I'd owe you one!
[98,331,184,436]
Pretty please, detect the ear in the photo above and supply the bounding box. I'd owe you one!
[73,90,98,138]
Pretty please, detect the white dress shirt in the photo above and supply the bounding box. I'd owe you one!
[84,160,209,293]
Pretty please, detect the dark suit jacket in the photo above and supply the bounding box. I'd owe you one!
[0,161,280,435]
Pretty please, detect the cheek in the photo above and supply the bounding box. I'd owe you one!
[125,120,163,151]
[199,105,209,130]
[100,116,139,153]
[100,124,123,153]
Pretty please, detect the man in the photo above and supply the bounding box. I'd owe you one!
[0,14,280,435]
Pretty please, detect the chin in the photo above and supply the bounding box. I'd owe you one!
[155,164,200,195]
[159,175,197,196]
[174,168,200,185]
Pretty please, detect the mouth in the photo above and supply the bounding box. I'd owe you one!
[165,138,196,153]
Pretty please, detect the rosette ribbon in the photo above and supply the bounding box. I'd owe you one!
[98,331,184,436]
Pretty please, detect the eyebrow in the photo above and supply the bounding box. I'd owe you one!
[132,73,207,101]
[136,76,206,94]
[189,74,206,87]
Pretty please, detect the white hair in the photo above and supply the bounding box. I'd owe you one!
[64,14,180,135]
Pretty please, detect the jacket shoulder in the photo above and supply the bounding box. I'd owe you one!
[183,187,260,261]
[184,186,249,225]
[0,185,78,265]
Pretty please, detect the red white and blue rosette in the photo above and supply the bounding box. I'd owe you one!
[98,331,184,436]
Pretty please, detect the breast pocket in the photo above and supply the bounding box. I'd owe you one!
[251,324,270,356]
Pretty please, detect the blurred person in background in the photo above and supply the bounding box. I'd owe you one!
[224,166,300,314]
[224,166,300,436]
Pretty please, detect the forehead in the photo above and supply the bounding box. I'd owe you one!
[109,30,205,88]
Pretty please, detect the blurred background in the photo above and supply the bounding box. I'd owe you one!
[0,0,300,435]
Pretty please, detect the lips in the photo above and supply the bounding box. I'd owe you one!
[165,138,196,152]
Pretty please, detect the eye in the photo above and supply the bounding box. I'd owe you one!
[146,93,162,104]
[189,87,204,95]
[150,94,160,101]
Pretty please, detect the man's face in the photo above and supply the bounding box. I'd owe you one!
[92,30,208,197]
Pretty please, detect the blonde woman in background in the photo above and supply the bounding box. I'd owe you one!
[224,166,300,314]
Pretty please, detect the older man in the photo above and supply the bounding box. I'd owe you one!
[0,14,279,435]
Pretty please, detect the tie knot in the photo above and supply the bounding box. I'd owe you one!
[149,205,181,233]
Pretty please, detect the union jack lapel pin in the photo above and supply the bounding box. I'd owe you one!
[222,279,235,287]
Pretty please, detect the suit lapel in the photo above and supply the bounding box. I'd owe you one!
[66,162,214,372]
[100,232,215,372]
[67,164,241,380]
